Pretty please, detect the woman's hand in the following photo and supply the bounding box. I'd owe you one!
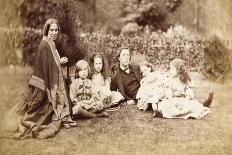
[60,57,68,65]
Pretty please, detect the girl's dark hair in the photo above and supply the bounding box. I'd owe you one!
[170,59,191,84]
[177,66,191,84]
[89,53,109,81]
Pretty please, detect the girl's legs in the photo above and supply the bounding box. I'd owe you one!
[77,107,97,118]
[89,108,109,118]
[151,102,163,117]
[73,107,109,118]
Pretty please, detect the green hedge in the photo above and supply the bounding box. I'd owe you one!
[80,32,206,70]
[1,27,231,80]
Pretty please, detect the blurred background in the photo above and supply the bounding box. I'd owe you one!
[0,0,232,80]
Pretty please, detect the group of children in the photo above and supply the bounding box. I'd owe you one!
[69,53,213,120]
[69,53,124,120]
[137,59,213,119]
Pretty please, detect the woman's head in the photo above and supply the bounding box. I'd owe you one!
[75,60,90,79]
[139,61,153,77]
[43,19,59,41]
[170,58,191,84]
[89,53,109,80]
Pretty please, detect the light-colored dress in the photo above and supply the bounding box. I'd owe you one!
[70,78,104,113]
[154,74,211,119]
[92,73,124,107]
[136,71,172,110]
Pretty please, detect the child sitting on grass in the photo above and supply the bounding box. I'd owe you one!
[137,59,213,119]
[89,53,124,109]
[70,60,109,118]
[136,61,171,111]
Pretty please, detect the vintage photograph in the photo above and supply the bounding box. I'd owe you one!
[0,0,232,154]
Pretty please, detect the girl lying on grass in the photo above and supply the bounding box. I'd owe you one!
[136,59,213,119]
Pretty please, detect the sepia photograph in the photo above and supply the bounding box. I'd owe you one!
[0,0,232,154]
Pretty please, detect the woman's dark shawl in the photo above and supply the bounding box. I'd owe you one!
[28,36,70,120]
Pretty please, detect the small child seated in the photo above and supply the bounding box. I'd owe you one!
[136,61,172,110]
[137,59,214,119]
[89,53,124,109]
[70,60,109,118]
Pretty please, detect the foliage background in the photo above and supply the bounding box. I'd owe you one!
[0,0,231,80]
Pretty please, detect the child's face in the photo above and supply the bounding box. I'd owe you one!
[94,57,103,73]
[170,65,177,76]
[78,66,88,79]
[140,65,151,77]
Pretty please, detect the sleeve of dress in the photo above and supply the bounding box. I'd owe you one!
[90,80,98,95]
[90,80,101,101]
[172,79,185,97]
[103,78,111,96]
[184,84,194,99]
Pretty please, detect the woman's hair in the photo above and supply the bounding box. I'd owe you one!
[43,18,60,36]
[170,58,191,84]
[74,60,90,78]
[139,60,154,72]
[89,53,109,81]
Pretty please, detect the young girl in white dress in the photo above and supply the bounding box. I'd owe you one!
[136,61,171,111]
[137,59,214,119]
[70,60,109,118]
[89,53,124,109]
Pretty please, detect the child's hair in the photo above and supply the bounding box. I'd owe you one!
[89,53,109,81]
[74,60,90,78]
[170,58,191,84]
[139,60,154,72]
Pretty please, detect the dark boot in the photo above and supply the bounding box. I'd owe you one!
[202,91,214,108]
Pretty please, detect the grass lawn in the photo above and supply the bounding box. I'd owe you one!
[0,66,232,155]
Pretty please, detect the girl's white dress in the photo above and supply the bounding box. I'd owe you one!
[136,71,171,110]
[92,74,124,107]
[137,71,211,119]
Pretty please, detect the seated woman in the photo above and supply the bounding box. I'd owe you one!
[137,59,213,119]
[5,19,76,139]
[89,53,124,109]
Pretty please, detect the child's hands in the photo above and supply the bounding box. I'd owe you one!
[102,95,112,107]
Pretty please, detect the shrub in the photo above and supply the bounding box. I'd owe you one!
[203,36,232,81]
[79,32,206,73]
[2,27,231,81]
